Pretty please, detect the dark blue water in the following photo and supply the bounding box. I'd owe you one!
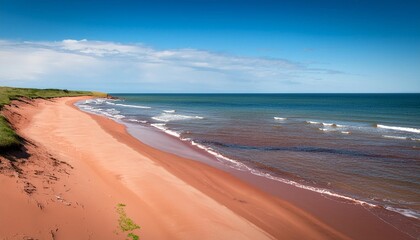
[76,94,420,220]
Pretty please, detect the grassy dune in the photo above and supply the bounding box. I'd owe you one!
[0,86,107,150]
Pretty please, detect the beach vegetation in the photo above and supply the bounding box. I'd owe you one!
[0,86,107,151]
[116,203,140,240]
[0,116,21,149]
[127,233,140,240]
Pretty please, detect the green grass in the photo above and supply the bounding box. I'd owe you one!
[0,86,107,150]
[0,116,21,149]
[116,203,140,240]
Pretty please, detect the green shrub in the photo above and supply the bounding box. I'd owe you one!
[0,116,20,149]
[116,203,140,240]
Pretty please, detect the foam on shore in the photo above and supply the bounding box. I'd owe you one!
[377,124,420,134]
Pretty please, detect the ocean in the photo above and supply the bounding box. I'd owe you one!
[76,94,420,220]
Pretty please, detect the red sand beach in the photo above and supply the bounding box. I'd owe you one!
[0,96,414,239]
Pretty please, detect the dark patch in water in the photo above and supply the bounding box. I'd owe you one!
[204,141,395,159]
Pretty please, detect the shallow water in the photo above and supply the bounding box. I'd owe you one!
[76,94,420,220]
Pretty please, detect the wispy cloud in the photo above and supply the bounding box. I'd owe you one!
[0,39,341,92]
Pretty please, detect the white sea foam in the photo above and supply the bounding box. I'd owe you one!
[84,99,95,104]
[105,108,121,115]
[274,117,286,121]
[127,119,147,123]
[150,123,181,137]
[100,111,113,117]
[306,120,348,128]
[306,121,321,124]
[377,124,420,134]
[151,123,165,128]
[382,135,407,140]
[163,110,176,113]
[152,113,203,122]
[80,105,126,120]
[323,122,347,128]
[313,121,349,133]
[164,130,181,138]
[115,103,151,109]
[89,98,107,104]
[80,105,93,110]
[106,101,151,109]
[384,206,420,219]
[190,141,251,171]
[113,114,125,119]
[91,108,103,113]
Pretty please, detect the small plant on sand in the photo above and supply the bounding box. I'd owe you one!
[116,203,140,240]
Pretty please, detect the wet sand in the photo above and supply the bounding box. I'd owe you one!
[0,96,414,239]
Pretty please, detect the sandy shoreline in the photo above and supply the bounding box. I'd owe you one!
[0,96,415,239]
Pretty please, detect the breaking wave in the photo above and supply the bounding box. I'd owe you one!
[152,113,203,122]
[106,101,151,109]
[274,117,286,121]
[376,124,420,134]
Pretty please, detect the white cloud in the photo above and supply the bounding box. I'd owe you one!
[0,40,104,80]
[0,39,340,92]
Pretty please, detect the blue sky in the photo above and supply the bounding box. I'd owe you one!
[0,0,419,93]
